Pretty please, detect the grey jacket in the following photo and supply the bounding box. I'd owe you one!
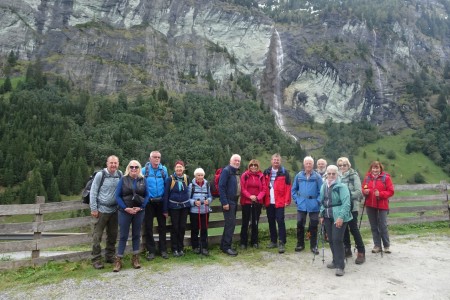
[89,168,122,213]
[339,168,362,212]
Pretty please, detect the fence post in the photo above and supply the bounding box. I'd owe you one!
[439,181,450,228]
[31,196,45,259]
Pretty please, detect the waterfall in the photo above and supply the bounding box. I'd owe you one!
[371,29,384,107]
[272,29,297,141]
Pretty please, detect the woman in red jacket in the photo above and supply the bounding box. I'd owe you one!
[239,159,266,249]
[362,161,395,254]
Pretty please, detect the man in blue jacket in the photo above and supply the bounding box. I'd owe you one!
[291,156,323,254]
[142,151,169,260]
[219,154,241,256]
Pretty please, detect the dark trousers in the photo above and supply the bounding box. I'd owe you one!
[91,211,118,262]
[190,212,209,249]
[169,208,189,252]
[323,218,347,269]
[117,209,145,256]
[266,204,286,244]
[296,211,319,249]
[366,206,390,248]
[240,203,262,246]
[221,202,237,250]
[343,211,365,253]
[144,201,167,253]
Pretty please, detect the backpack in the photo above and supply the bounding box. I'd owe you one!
[190,182,210,199]
[363,173,387,189]
[144,162,166,180]
[211,167,224,197]
[169,174,188,191]
[81,170,122,204]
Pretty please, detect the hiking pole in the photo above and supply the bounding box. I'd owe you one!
[358,199,366,230]
[320,223,325,264]
[376,195,383,258]
[312,222,321,264]
[198,200,202,260]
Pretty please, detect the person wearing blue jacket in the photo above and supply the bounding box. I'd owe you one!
[319,165,353,276]
[163,160,191,257]
[189,168,213,256]
[291,156,323,254]
[114,160,149,272]
[141,151,169,260]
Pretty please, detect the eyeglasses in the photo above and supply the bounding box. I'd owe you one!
[249,164,258,167]
[327,172,337,176]
[130,166,140,169]
[338,164,348,167]
[151,156,161,159]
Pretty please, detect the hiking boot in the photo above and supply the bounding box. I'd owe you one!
[179,250,185,256]
[278,243,285,254]
[240,244,247,250]
[252,243,259,249]
[267,242,277,249]
[105,257,114,264]
[201,248,209,256]
[384,247,391,254]
[173,250,180,257]
[372,246,381,253]
[92,261,104,270]
[113,257,122,272]
[355,252,366,265]
[295,244,305,252]
[335,268,345,276]
[326,262,336,269]
[345,247,353,258]
[193,248,201,254]
[161,251,169,259]
[146,253,155,261]
[132,254,141,269]
[311,247,319,255]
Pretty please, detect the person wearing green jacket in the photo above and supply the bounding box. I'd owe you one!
[319,165,353,277]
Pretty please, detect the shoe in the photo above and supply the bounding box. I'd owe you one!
[355,252,366,264]
[384,247,391,254]
[327,263,336,269]
[240,244,247,250]
[278,243,285,254]
[179,250,185,256]
[223,249,238,256]
[252,243,259,249]
[113,257,122,272]
[132,254,141,269]
[335,268,345,276]
[201,248,209,256]
[146,253,155,261]
[92,261,104,270]
[173,250,180,257]
[372,246,381,253]
[311,247,319,255]
[345,247,353,258]
[267,242,277,249]
[295,244,305,252]
[193,248,201,254]
[161,251,169,259]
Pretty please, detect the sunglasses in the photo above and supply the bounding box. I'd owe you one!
[327,172,337,176]
[338,164,348,167]
[130,166,140,169]
[249,164,258,167]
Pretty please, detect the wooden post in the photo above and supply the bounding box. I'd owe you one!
[440,181,450,228]
[32,196,45,259]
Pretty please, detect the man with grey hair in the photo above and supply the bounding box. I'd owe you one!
[90,155,122,269]
[219,154,241,256]
[292,156,323,254]
[316,158,328,178]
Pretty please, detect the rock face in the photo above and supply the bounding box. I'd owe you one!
[0,0,448,133]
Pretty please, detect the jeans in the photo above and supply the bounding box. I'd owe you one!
[343,210,365,253]
[91,211,118,262]
[117,209,145,256]
[323,217,347,269]
[190,212,209,249]
[221,202,237,250]
[169,208,189,252]
[266,204,286,244]
[366,206,390,248]
[240,203,262,246]
[144,201,167,253]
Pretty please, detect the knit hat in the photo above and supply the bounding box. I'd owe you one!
[174,160,185,167]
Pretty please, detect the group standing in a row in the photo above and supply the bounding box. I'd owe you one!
[89,152,394,276]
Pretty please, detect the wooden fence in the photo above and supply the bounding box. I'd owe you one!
[0,182,448,270]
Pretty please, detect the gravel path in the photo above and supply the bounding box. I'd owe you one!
[1,235,450,300]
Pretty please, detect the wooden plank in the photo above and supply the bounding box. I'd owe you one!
[40,201,89,213]
[0,204,39,216]
[0,222,35,234]
[0,240,37,253]
[39,217,91,231]
[395,184,447,191]
[389,194,447,202]
[37,234,91,249]
[389,206,448,214]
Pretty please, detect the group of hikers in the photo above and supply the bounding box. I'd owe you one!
[89,151,394,276]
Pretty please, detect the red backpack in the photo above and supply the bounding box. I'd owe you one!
[210,168,223,197]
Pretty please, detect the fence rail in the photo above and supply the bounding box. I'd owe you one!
[0,183,449,270]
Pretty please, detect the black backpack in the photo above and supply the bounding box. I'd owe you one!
[81,170,122,204]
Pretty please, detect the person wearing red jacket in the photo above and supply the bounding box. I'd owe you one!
[362,161,395,254]
[240,159,266,249]
[263,153,292,254]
